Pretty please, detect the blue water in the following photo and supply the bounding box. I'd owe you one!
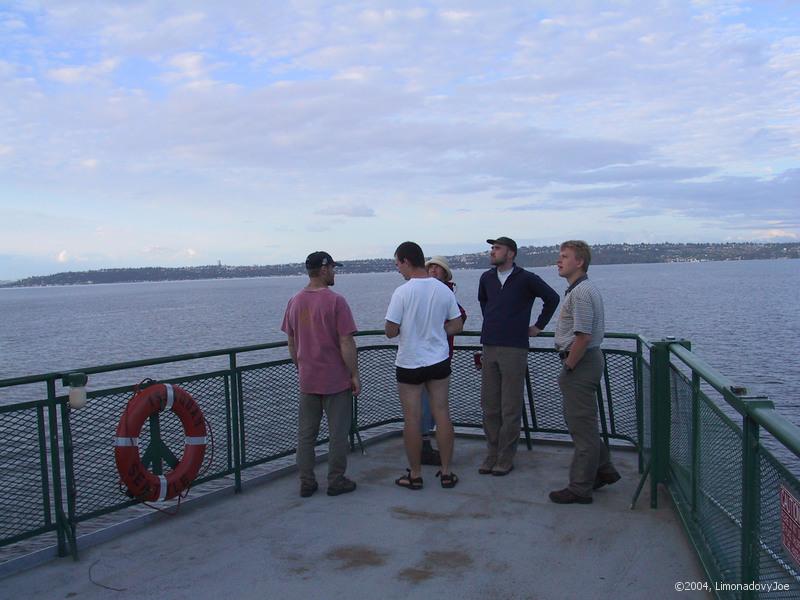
[1,259,798,423]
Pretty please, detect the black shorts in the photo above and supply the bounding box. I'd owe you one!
[396,358,451,385]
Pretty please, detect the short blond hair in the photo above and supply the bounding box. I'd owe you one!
[560,240,592,272]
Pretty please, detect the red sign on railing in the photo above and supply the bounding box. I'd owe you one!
[780,485,800,567]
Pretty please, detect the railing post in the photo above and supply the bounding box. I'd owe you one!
[229,352,243,493]
[524,361,538,434]
[597,352,611,449]
[635,338,644,473]
[522,367,533,450]
[60,401,79,560]
[649,340,673,509]
[601,350,615,443]
[740,406,763,597]
[46,378,68,557]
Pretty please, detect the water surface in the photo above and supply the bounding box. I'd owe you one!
[1,260,797,423]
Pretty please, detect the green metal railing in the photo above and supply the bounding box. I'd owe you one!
[1,331,799,598]
[642,339,800,599]
[0,331,639,558]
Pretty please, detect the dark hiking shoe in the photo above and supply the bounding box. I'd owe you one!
[327,476,357,496]
[491,464,514,476]
[549,488,592,504]
[478,456,497,475]
[300,481,318,498]
[593,471,621,490]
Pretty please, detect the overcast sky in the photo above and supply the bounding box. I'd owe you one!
[1,1,798,279]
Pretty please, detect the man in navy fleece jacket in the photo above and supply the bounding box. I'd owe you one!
[478,237,559,476]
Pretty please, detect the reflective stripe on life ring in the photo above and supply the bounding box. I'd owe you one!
[114,383,206,502]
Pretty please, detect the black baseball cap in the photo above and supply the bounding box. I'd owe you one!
[487,237,518,254]
[305,251,341,269]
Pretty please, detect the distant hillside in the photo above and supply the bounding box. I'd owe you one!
[3,242,798,287]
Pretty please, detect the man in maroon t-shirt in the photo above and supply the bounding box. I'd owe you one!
[281,251,360,498]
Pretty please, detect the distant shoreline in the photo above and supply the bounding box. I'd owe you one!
[2,242,798,288]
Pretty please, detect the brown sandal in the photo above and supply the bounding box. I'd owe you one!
[395,469,423,490]
[437,470,459,489]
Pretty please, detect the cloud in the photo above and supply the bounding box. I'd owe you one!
[439,10,473,23]
[142,246,172,256]
[359,8,429,26]
[752,229,798,240]
[333,66,380,82]
[0,59,15,78]
[612,207,666,219]
[161,52,219,85]
[1,17,26,31]
[315,204,376,217]
[47,58,120,84]
[140,246,199,260]
[553,168,800,226]
[169,53,207,78]
[560,164,717,184]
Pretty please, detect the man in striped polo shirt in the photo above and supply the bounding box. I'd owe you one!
[549,240,620,504]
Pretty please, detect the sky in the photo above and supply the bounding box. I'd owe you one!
[0,0,799,280]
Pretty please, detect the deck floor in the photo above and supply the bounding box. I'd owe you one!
[1,435,709,600]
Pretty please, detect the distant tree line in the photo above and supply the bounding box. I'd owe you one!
[3,242,798,287]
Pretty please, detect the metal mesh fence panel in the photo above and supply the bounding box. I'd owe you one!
[235,347,410,468]
[695,385,744,589]
[69,388,137,519]
[239,361,300,466]
[642,358,652,461]
[172,375,231,481]
[0,403,53,545]
[698,393,745,586]
[528,350,565,432]
[351,346,639,442]
[355,347,402,429]
[604,352,639,443]
[526,349,639,445]
[669,369,693,501]
[756,449,800,595]
[449,347,483,428]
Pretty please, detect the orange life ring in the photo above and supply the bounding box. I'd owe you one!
[114,383,206,501]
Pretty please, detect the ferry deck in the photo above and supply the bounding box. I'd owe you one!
[1,434,706,599]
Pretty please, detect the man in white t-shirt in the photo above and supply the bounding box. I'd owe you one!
[385,241,464,490]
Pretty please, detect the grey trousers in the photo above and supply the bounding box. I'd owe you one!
[480,345,529,468]
[297,389,352,485]
[558,348,615,497]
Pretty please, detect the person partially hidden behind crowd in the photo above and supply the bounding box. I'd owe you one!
[386,242,464,490]
[417,256,467,466]
[549,240,620,504]
[281,251,360,498]
[478,236,559,476]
